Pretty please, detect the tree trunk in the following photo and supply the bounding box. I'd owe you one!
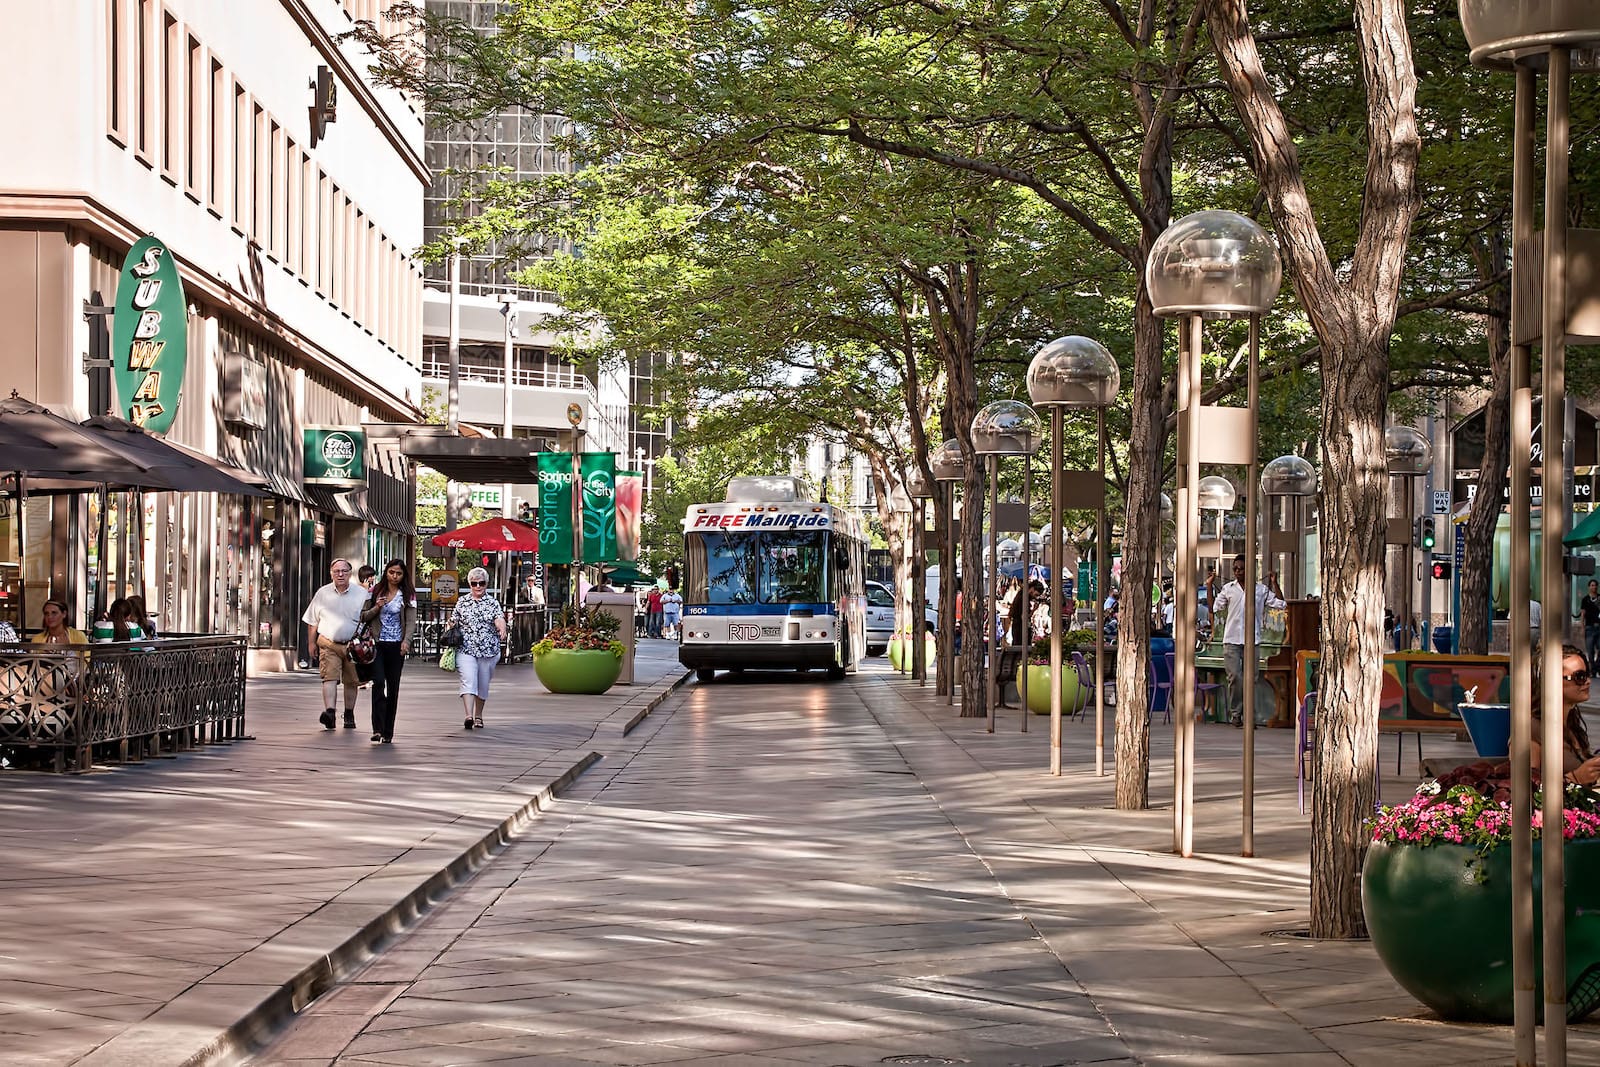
[1459,229,1511,656]
[1208,0,1419,937]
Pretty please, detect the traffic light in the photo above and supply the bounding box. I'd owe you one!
[1431,560,1451,581]
[1420,517,1436,551]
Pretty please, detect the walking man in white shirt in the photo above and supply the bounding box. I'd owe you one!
[1212,554,1286,727]
[302,558,369,730]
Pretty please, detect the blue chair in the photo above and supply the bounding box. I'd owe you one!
[1148,649,1173,724]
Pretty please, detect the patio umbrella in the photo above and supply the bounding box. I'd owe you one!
[430,517,541,552]
[82,414,267,496]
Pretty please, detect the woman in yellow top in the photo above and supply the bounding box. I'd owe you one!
[32,600,89,646]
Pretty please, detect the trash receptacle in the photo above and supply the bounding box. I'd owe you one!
[583,591,637,684]
[1432,625,1453,654]
[1458,703,1510,760]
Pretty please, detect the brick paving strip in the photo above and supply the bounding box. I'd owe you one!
[0,641,690,1067]
[258,664,1600,1067]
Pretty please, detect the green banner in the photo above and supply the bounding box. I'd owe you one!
[581,452,617,563]
[537,452,575,564]
[111,235,188,434]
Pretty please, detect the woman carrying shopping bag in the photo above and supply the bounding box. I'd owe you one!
[451,566,508,730]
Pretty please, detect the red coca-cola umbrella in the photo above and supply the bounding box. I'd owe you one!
[430,517,540,552]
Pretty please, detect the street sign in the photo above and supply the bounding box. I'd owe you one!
[1432,490,1451,515]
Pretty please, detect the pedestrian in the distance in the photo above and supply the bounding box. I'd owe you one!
[360,558,415,744]
[1580,580,1600,669]
[646,586,664,638]
[1213,554,1285,727]
[661,586,683,639]
[302,558,368,730]
[452,566,507,730]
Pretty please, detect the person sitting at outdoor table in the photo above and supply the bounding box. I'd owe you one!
[96,598,146,642]
[126,594,157,639]
[1531,644,1600,786]
[0,619,17,643]
[32,600,88,646]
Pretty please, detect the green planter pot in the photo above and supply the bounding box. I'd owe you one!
[888,635,936,671]
[1017,662,1088,716]
[1362,838,1600,1023]
[533,648,622,695]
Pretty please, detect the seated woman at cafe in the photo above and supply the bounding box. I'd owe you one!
[1531,643,1600,786]
[32,600,88,646]
[100,598,146,642]
[126,595,157,639]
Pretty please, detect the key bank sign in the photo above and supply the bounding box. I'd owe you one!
[111,236,188,434]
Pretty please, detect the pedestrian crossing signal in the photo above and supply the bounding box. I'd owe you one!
[1431,560,1450,580]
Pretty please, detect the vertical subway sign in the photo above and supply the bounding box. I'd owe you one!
[111,236,188,434]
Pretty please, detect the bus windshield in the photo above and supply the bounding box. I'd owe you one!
[687,530,829,605]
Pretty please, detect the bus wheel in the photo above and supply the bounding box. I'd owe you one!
[826,663,846,680]
[696,668,715,682]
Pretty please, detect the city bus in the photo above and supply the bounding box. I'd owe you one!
[678,476,867,681]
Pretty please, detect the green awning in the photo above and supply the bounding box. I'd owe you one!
[1565,509,1600,548]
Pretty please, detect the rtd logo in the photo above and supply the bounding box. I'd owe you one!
[729,624,762,641]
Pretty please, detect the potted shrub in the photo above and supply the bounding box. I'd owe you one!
[532,605,626,694]
[1362,760,1600,1022]
[888,626,936,671]
[1017,630,1096,715]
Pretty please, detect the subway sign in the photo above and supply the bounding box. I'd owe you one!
[111,236,188,434]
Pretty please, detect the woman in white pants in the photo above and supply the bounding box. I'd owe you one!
[451,567,508,729]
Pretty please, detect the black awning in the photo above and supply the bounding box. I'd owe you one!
[397,434,551,484]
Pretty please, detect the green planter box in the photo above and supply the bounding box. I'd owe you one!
[1362,838,1600,1023]
[1016,662,1088,716]
[532,648,622,695]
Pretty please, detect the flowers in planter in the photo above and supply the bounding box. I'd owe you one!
[1025,629,1096,667]
[1368,760,1600,852]
[532,604,626,659]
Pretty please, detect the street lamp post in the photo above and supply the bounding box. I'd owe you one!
[1147,209,1282,858]
[1459,12,1600,1061]
[971,400,1043,734]
[1385,425,1433,652]
[907,466,935,685]
[1262,455,1317,601]
[930,440,965,707]
[1027,336,1120,775]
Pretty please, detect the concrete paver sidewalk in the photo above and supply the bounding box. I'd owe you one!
[261,662,1597,1066]
[0,641,688,1067]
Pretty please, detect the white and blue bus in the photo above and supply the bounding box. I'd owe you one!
[678,477,867,681]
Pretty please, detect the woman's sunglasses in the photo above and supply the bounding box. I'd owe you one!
[1566,670,1591,686]
[469,580,488,587]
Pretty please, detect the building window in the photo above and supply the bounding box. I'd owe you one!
[161,9,179,182]
[232,82,247,231]
[252,103,267,241]
[286,139,301,273]
[107,0,126,144]
[317,171,330,295]
[134,0,152,159]
[184,33,202,199]
[268,120,283,255]
[208,57,224,215]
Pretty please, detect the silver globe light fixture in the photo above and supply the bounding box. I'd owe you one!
[1028,336,1121,776]
[969,400,1042,734]
[1261,456,1317,601]
[1147,208,1281,861]
[1383,424,1433,476]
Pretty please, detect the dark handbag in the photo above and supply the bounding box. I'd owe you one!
[349,625,376,665]
[439,622,464,648]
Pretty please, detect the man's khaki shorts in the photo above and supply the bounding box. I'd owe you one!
[317,634,359,687]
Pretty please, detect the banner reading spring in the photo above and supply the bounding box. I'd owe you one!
[580,452,617,563]
[615,471,642,562]
[536,452,575,564]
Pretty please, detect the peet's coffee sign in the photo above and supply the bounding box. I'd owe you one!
[111,236,188,433]
[304,426,367,488]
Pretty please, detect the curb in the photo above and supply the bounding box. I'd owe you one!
[621,670,693,736]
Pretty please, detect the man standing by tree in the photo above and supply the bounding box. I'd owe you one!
[1212,555,1285,727]
[302,558,368,730]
